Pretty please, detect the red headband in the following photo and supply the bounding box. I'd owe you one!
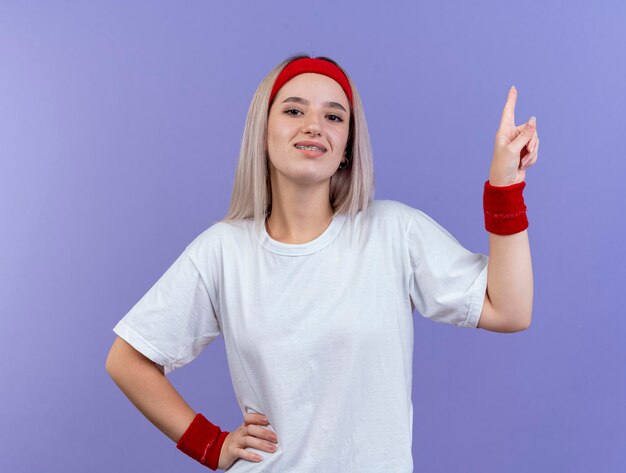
[268,57,354,110]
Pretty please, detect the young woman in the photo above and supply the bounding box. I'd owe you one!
[106,54,537,472]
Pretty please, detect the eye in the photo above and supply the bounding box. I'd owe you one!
[284,108,344,123]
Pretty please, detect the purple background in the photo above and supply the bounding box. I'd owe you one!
[1,1,624,472]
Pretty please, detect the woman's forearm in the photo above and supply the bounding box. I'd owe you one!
[105,338,196,443]
[487,228,533,328]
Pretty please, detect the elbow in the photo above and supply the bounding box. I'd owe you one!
[105,348,114,374]
[105,338,130,376]
[497,310,532,333]
[513,313,532,332]
[105,352,119,377]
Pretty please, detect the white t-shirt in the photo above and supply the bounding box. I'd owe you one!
[112,199,489,472]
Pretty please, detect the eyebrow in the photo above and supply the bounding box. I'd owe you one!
[281,96,347,113]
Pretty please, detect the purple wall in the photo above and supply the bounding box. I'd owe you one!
[1,1,624,471]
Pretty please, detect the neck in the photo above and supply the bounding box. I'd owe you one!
[266,173,335,245]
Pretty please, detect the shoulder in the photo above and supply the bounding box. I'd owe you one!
[183,219,249,264]
[366,199,407,216]
[365,199,427,228]
[365,200,453,246]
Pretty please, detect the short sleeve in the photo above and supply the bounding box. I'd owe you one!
[407,208,489,328]
[112,248,221,375]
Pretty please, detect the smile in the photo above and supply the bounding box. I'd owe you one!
[295,145,326,152]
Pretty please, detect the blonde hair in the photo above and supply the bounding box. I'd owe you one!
[220,54,375,240]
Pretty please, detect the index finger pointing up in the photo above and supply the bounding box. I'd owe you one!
[499,85,517,131]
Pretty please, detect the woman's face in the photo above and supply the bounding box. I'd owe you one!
[266,73,351,187]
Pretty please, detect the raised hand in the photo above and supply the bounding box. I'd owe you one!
[489,86,540,186]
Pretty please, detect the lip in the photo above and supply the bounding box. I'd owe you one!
[295,147,326,157]
[294,141,327,151]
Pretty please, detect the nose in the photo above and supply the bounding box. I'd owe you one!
[301,112,322,136]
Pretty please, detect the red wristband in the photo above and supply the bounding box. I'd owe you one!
[176,413,229,470]
[483,180,528,235]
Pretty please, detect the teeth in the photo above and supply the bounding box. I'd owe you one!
[296,145,325,152]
